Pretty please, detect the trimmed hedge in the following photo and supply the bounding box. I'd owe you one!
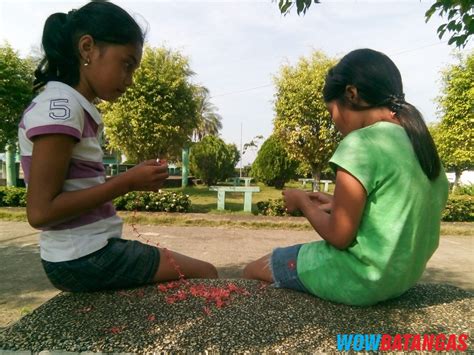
[113,191,191,213]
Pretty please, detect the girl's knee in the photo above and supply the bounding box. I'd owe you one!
[242,262,255,279]
[202,262,219,279]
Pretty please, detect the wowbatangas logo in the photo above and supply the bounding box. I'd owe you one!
[337,333,469,352]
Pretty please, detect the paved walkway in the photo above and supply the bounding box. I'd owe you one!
[1,220,473,330]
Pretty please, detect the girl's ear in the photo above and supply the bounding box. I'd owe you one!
[344,85,359,105]
[77,35,95,65]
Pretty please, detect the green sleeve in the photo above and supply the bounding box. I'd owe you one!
[329,130,379,194]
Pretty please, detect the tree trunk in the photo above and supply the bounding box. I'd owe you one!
[452,169,462,193]
[311,165,322,192]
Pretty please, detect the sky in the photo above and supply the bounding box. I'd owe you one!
[1,0,472,165]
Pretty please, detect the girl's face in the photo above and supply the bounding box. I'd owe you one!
[326,100,350,136]
[79,41,142,102]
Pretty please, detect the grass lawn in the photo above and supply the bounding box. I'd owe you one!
[166,180,332,213]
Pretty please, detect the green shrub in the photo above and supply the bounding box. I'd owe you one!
[256,198,302,217]
[113,190,191,213]
[452,184,473,196]
[442,195,473,222]
[251,135,299,189]
[0,187,27,207]
[190,136,240,186]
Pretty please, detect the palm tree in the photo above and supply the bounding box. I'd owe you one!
[192,86,223,142]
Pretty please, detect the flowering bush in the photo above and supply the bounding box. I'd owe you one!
[442,195,473,222]
[256,198,302,217]
[0,187,27,207]
[113,190,191,213]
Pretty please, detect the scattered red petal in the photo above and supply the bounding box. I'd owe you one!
[147,314,156,321]
[109,326,124,334]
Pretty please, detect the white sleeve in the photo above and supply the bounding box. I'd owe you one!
[23,89,84,141]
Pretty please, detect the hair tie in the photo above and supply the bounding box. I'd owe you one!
[387,93,405,114]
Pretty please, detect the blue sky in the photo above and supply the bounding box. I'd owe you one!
[1,0,472,165]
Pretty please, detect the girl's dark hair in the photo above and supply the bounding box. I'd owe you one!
[34,1,144,91]
[323,48,441,180]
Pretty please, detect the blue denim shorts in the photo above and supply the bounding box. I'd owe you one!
[270,243,308,293]
[41,238,160,292]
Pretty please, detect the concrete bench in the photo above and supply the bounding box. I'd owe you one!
[0,281,471,353]
[227,177,254,187]
[209,186,260,212]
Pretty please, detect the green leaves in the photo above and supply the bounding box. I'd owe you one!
[0,43,34,149]
[273,51,340,179]
[101,46,198,162]
[251,135,299,189]
[277,0,320,16]
[425,0,473,47]
[189,136,240,186]
[431,51,474,180]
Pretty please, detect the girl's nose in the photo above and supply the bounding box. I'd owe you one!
[125,74,134,87]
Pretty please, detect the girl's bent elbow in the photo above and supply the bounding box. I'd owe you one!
[27,208,47,229]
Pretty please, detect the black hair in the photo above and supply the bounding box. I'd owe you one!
[34,1,145,91]
[323,48,441,180]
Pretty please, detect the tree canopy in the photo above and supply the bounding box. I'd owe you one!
[0,43,34,149]
[251,135,299,189]
[273,51,340,180]
[431,51,474,184]
[189,135,240,186]
[100,46,198,162]
[191,86,223,142]
[276,0,473,47]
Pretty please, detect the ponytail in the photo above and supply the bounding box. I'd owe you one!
[34,1,144,92]
[395,101,441,180]
[34,12,79,91]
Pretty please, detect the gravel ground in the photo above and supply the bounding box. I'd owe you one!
[0,280,472,353]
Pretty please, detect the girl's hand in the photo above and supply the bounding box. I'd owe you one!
[282,189,309,213]
[307,191,333,213]
[122,159,169,192]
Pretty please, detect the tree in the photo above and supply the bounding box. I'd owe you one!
[191,86,223,142]
[425,0,473,48]
[100,46,198,162]
[189,135,240,186]
[275,0,473,48]
[431,51,474,186]
[273,51,340,182]
[251,135,299,189]
[0,42,34,150]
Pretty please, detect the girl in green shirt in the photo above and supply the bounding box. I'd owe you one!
[243,48,448,306]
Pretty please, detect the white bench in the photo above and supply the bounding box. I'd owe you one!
[209,186,260,212]
[227,177,254,187]
[298,178,333,192]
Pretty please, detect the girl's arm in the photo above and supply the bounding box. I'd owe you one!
[27,134,168,228]
[283,168,366,249]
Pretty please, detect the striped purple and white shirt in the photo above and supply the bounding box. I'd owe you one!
[18,81,123,262]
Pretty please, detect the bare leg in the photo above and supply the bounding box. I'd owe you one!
[153,248,218,282]
[242,253,273,283]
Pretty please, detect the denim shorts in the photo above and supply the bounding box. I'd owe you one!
[270,243,309,293]
[41,238,160,292]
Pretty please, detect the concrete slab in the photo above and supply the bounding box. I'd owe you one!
[0,221,473,352]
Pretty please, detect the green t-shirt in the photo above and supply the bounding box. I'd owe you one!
[297,122,449,306]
